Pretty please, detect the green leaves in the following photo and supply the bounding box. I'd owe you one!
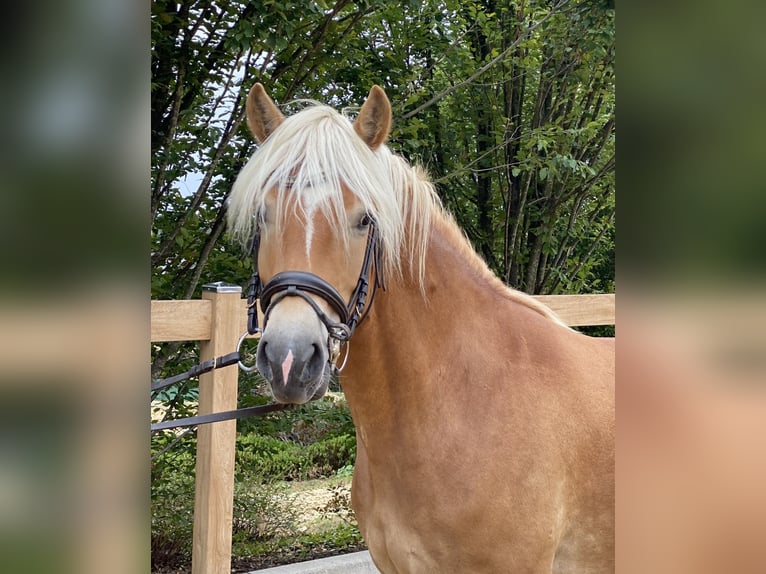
[151,0,614,302]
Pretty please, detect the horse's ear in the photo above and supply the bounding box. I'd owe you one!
[246,83,284,143]
[354,85,392,150]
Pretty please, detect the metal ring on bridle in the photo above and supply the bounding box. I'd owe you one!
[335,340,351,373]
[329,323,352,342]
[237,330,261,373]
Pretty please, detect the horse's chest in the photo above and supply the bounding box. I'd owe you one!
[360,510,441,574]
[353,474,484,573]
[351,471,443,572]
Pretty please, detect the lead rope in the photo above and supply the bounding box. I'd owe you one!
[150,351,243,393]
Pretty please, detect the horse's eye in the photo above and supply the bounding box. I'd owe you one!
[358,213,372,229]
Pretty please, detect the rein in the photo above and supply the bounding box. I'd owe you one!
[151,402,294,431]
[150,344,291,432]
[150,348,295,432]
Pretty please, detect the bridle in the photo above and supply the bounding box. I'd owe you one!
[245,216,384,372]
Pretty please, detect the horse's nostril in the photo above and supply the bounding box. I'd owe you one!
[259,340,274,365]
[304,342,326,380]
[255,339,274,380]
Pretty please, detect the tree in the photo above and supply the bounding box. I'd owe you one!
[150,0,615,368]
[408,0,615,294]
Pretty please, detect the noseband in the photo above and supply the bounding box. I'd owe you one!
[246,218,384,371]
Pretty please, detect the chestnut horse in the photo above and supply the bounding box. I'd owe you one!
[228,83,614,573]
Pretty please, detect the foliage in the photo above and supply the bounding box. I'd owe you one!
[151,396,358,571]
[232,481,300,542]
[151,0,614,307]
[230,522,365,573]
[318,483,357,525]
[237,432,356,481]
[150,445,196,570]
[236,390,356,442]
[151,457,304,571]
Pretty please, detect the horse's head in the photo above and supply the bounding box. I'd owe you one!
[232,83,394,404]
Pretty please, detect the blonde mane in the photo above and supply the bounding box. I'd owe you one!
[227,102,564,325]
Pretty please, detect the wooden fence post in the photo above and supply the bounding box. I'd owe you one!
[192,282,243,574]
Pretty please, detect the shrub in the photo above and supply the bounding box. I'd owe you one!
[151,392,359,571]
[305,435,357,479]
[152,465,303,571]
[151,460,195,570]
[237,392,355,444]
[232,479,300,541]
[236,433,356,481]
[317,483,356,525]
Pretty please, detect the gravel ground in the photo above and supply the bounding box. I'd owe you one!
[289,478,353,530]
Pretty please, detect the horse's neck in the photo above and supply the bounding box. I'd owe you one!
[340,220,500,424]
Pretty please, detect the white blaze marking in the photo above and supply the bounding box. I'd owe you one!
[301,182,333,258]
[305,212,315,258]
[281,349,294,383]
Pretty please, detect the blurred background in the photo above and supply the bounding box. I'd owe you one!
[618,0,766,571]
[0,1,147,573]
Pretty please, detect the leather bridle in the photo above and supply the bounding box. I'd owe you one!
[245,217,384,372]
[151,209,386,432]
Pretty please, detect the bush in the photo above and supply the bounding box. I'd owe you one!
[237,433,356,481]
[317,483,356,525]
[151,456,195,570]
[152,464,304,572]
[232,479,300,541]
[151,393,359,572]
[237,392,355,444]
[305,435,357,478]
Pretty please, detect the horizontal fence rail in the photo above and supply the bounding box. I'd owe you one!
[150,288,614,573]
[533,294,615,327]
[150,293,615,342]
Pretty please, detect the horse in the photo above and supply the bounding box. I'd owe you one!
[228,83,614,573]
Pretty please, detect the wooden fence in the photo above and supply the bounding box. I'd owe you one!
[150,283,615,574]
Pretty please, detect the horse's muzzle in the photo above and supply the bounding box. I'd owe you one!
[256,328,330,404]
